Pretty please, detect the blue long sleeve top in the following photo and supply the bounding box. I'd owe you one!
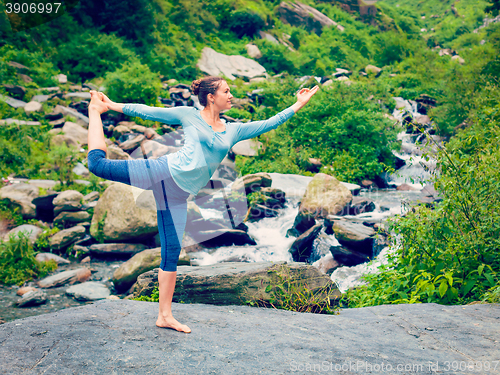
[122,104,296,196]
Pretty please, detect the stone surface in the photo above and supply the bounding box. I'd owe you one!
[0,301,497,373]
[65,282,111,301]
[53,211,91,225]
[231,139,262,156]
[278,1,344,35]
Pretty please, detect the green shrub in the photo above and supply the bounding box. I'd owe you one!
[0,231,57,285]
[226,9,265,39]
[49,143,79,187]
[343,104,500,307]
[54,31,136,83]
[103,60,162,105]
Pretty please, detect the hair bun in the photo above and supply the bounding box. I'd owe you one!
[191,79,202,95]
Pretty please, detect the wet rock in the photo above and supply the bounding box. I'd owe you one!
[199,229,257,248]
[287,210,316,237]
[289,223,323,262]
[330,245,370,267]
[232,172,272,195]
[37,268,91,288]
[112,248,162,293]
[48,225,86,250]
[3,224,42,244]
[348,197,376,215]
[246,204,280,222]
[15,290,47,307]
[299,173,352,219]
[66,282,110,301]
[312,253,340,275]
[35,253,70,264]
[332,221,376,257]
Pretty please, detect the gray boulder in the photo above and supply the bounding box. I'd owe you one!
[278,1,344,35]
[66,282,110,301]
[132,261,339,306]
[197,47,266,80]
[15,290,47,307]
[37,267,91,288]
[53,190,83,214]
[90,184,158,242]
[112,248,162,292]
[289,223,323,262]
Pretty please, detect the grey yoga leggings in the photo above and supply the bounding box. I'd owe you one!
[87,148,190,272]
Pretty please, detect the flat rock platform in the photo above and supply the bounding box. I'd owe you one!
[1,300,498,374]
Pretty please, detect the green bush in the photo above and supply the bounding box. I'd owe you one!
[343,104,500,307]
[49,143,79,187]
[103,60,162,105]
[226,9,265,39]
[54,31,136,83]
[0,231,57,286]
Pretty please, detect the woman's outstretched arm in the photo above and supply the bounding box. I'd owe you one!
[88,91,109,152]
[98,92,188,125]
[233,85,320,143]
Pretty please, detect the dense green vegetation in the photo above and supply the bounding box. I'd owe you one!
[0,0,499,304]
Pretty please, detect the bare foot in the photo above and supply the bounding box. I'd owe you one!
[156,315,191,333]
[88,91,108,114]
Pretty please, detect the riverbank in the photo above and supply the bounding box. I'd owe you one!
[1,300,498,373]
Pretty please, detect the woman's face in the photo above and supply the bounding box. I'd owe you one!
[211,80,233,110]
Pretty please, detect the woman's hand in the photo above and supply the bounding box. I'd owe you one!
[291,85,320,113]
[88,90,109,114]
[297,85,319,105]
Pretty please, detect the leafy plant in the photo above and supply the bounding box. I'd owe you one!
[244,263,340,315]
[0,231,57,285]
[49,143,79,187]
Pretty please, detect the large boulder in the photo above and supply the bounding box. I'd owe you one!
[289,223,323,262]
[299,173,352,219]
[0,183,39,219]
[112,248,162,292]
[197,47,266,80]
[61,121,88,147]
[278,2,344,35]
[132,261,340,306]
[90,183,158,242]
[332,221,376,257]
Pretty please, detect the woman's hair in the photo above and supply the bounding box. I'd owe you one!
[191,76,225,107]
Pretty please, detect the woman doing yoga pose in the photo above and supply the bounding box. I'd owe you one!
[87,76,319,333]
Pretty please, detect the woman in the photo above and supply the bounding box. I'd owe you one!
[87,76,319,333]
